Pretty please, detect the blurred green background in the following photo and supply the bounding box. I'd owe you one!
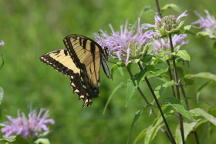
[0,0,216,143]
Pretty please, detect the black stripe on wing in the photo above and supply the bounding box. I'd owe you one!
[63,34,101,69]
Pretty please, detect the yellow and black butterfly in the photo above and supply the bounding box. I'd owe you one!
[40,34,111,106]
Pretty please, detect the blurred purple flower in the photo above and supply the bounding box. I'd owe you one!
[0,40,4,46]
[192,10,216,38]
[152,34,187,54]
[0,109,55,138]
[95,18,157,65]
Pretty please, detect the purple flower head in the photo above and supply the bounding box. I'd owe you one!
[95,18,157,65]
[0,109,55,138]
[154,11,188,34]
[152,34,187,54]
[0,40,4,46]
[192,10,216,38]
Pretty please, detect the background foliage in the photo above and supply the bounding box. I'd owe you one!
[0,0,216,143]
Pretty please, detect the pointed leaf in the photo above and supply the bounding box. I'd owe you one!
[196,81,211,103]
[175,121,198,144]
[35,138,50,144]
[185,72,216,82]
[133,129,147,144]
[161,3,181,12]
[0,135,16,143]
[154,80,175,98]
[190,108,216,126]
[176,50,191,61]
[168,104,194,120]
[144,117,164,144]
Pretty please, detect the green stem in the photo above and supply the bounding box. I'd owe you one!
[168,34,185,144]
[137,62,176,144]
[154,0,162,17]
[180,83,200,144]
[179,83,189,109]
[144,77,176,144]
[167,60,176,98]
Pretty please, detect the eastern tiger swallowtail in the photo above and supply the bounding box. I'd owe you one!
[40,34,111,106]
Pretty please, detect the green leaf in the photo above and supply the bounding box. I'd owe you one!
[133,129,147,144]
[185,72,216,82]
[176,50,191,61]
[184,25,192,31]
[144,117,164,144]
[161,96,180,105]
[35,138,51,144]
[103,82,124,115]
[111,64,119,75]
[197,31,210,37]
[154,80,175,98]
[209,107,216,117]
[175,119,206,144]
[110,62,124,78]
[175,121,196,144]
[0,135,16,143]
[127,110,142,144]
[145,66,168,79]
[183,25,196,35]
[190,108,216,126]
[168,104,194,120]
[134,69,146,84]
[161,3,181,12]
[143,6,154,12]
[0,87,3,105]
[133,116,164,144]
[195,81,211,103]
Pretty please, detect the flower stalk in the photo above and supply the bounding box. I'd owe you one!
[180,83,200,144]
[128,63,175,143]
[144,76,176,144]
[154,0,186,143]
[167,60,176,98]
[169,33,185,144]
[137,62,176,144]
[154,0,162,17]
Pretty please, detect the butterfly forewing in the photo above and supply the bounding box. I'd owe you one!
[40,49,80,75]
[63,35,101,87]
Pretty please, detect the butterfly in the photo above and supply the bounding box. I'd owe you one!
[40,34,111,106]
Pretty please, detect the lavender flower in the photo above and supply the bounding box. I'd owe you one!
[152,11,188,35]
[152,34,187,54]
[95,18,157,65]
[0,109,55,138]
[192,10,216,38]
[0,40,4,46]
